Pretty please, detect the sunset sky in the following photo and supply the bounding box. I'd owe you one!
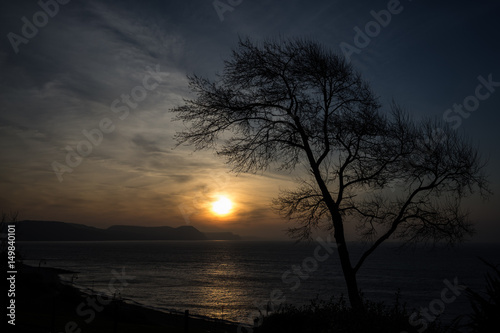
[1,0,499,240]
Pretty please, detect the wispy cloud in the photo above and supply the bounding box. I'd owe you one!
[0,0,499,240]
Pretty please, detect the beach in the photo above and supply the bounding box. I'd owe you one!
[10,263,241,333]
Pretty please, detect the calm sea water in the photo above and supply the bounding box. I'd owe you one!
[18,240,500,325]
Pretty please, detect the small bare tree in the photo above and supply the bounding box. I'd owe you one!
[171,37,489,309]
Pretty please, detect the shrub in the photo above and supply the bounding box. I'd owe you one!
[254,294,446,333]
[464,258,500,332]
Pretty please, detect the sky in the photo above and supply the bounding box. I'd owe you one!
[0,0,499,241]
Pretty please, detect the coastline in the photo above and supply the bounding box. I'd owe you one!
[12,263,242,333]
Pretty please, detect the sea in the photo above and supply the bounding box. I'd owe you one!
[18,240,500,326]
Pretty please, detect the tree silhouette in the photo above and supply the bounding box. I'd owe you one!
[171,37,490,309]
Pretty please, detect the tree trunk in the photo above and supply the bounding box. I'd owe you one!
[332,211,363,310]
[297,127,363,309]
[337,242,363,309]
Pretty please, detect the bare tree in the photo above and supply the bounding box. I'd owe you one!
[171,37,489,309]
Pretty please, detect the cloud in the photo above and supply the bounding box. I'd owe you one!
[1,0,498,240]
[0,0,198,224]
[131,134,166,153]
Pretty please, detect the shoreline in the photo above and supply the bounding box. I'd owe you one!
[13,263,244,333]
[65,277,246,329]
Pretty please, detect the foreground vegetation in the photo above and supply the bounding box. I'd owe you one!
[254,296,444,333]
[254,262,500,333]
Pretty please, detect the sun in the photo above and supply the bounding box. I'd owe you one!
[212,196,232,215]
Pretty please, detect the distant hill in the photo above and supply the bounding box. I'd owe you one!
[13,221,111,241]
[106,225,206,240]
[9,220,240,241]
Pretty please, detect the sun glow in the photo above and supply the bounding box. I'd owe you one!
[212,196,232,215]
